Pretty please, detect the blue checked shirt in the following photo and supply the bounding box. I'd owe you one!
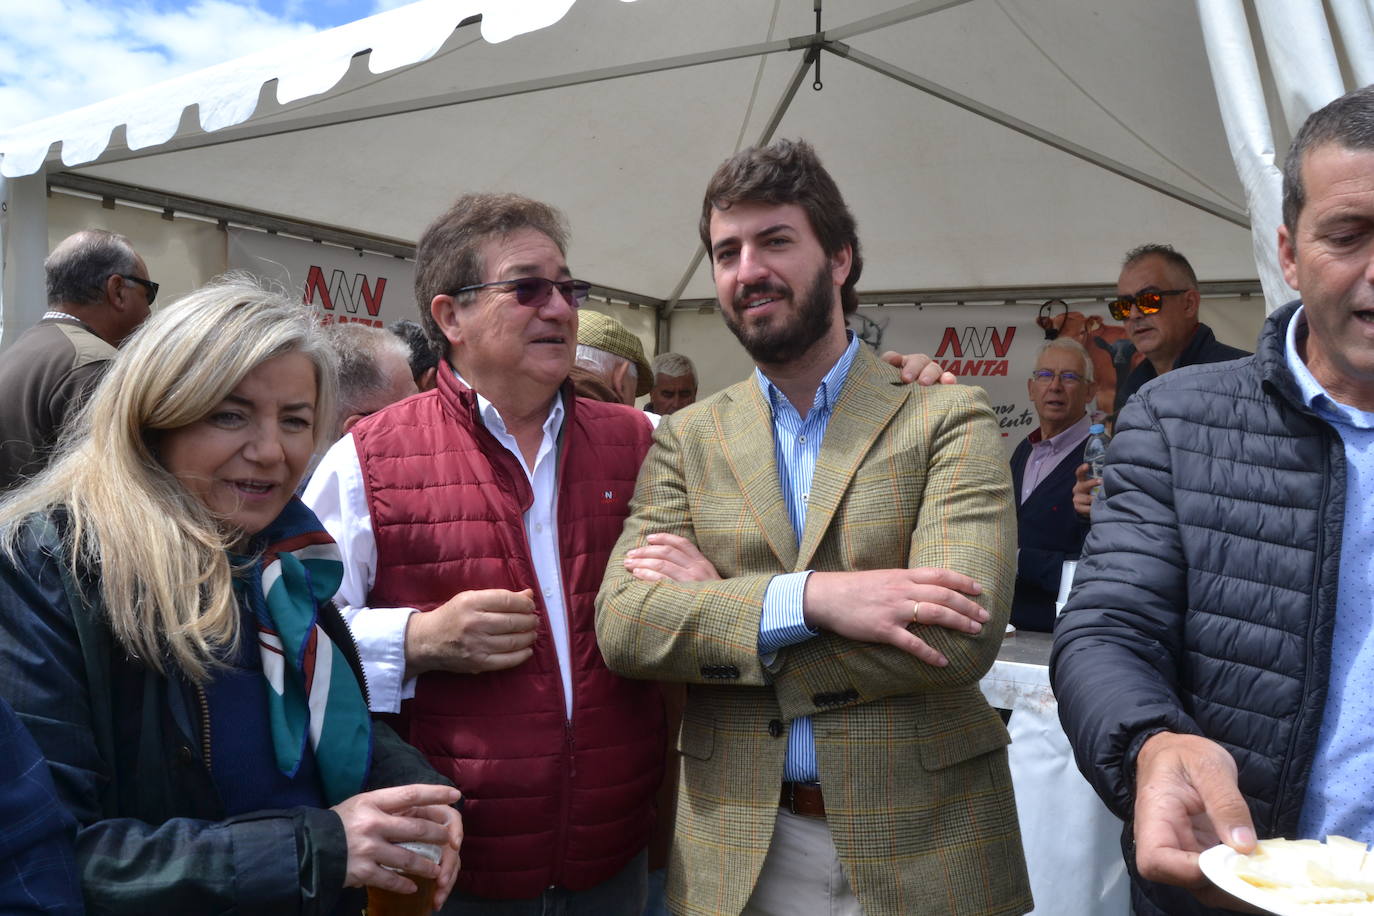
[756,331,861,784]
[1285,308,1374,842]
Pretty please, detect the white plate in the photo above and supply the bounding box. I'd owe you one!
[1198,844,1374,915]
[1199,844,1292,914]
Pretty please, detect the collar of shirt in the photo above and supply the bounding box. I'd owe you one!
[1284,306,1374,431]
[41,310,99,336]
[1027,413,1093,454]
[450,370,574,717]
[754,331,860,422]
[453,369,566,465]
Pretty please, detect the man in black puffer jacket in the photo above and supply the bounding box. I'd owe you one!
[1052,84,1374,916]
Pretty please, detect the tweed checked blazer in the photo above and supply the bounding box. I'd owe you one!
[596,345,1031,916]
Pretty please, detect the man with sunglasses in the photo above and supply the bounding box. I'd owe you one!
[1073,244,1250,514]
[1108,243,1249,415]
[304,192,668,913]
[1053,85,1374,916]
[0,229,156,491]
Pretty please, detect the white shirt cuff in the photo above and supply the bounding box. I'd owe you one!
[342,605,417,713]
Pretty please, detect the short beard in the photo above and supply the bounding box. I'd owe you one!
[722,263,835,366]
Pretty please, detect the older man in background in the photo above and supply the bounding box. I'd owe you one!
[1010,338,1096,632]
[0,229,156,490]
[575,310,654,407]
[647,352,698,414]
[328,322,419,437]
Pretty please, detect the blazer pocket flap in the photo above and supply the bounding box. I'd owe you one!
[916,689,1010,771]
[677,707,714,761]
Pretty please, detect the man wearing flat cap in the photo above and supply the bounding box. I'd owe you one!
[575,310,654,407]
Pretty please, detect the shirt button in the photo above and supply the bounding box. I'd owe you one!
[543,587,553,597]
[798,435,807,443]
[535,523,544,533]
[801,493,809,502]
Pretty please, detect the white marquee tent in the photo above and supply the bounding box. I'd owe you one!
[1,0,1369,386]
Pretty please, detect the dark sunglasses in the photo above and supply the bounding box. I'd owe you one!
[453,277,591,308]
[121,275,159,305]
[1107,288,1186,321]
[1029,369,1084,386]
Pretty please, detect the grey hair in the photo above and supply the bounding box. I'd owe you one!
[45,229,139,307]
[0,273,335,684]
[1035,337,1095,384]
[651,352,696,379]
[1121,243,1198,289]
[329,323,413,423]
[575,344,635,385]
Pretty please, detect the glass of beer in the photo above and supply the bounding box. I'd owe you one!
[366,841,442,916]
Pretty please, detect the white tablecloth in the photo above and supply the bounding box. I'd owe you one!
[980,632,1130,916]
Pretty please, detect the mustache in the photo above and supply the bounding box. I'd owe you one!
[734,281,791,308]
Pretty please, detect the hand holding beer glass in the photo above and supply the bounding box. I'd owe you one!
[332,784,464,914]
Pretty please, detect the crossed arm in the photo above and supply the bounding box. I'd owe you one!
[595,385,1016,719]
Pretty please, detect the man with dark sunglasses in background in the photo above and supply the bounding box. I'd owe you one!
[0,228,156,491]
[1109,243,1249,414]
[1073,243,1249,514]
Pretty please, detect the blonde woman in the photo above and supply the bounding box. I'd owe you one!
[0,278,461,915]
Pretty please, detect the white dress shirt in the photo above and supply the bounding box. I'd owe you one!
[303,385,572,716]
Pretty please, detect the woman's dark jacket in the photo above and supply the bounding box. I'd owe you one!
[0,514,452,916]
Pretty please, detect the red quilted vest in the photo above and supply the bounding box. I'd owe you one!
[351,369,665,899]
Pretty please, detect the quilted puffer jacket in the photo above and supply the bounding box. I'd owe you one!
[1050,301,1344,916]
[351,370,665,900]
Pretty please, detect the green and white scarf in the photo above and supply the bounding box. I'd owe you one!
[243,498,372,805]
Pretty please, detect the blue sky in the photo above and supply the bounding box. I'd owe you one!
[0,0,407,129]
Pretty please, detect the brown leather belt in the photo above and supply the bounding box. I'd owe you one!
[779,782,826,818]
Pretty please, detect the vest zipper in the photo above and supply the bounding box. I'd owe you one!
[552,719,575,888]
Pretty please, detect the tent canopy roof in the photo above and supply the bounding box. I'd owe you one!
[0,0,1259,303]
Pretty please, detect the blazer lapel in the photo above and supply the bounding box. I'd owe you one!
[795,347,906,571]
[716,382,798,570]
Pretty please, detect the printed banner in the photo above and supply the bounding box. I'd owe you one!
[853,305,1141,453]
[228,228,417,329]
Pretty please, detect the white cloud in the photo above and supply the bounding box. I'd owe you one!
[0,0,321,129]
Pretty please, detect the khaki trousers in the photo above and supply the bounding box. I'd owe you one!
[742,808,864,916]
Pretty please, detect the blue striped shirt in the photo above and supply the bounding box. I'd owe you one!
[757,331,860,783]
[1286,307,1374,842]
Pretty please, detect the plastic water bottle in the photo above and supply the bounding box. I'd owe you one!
[1083,423,1110,500]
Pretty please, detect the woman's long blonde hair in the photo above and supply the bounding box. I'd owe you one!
[0,276,337,682]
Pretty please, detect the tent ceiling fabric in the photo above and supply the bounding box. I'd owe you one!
[0,0,577,176]
[0,0,1260,303]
